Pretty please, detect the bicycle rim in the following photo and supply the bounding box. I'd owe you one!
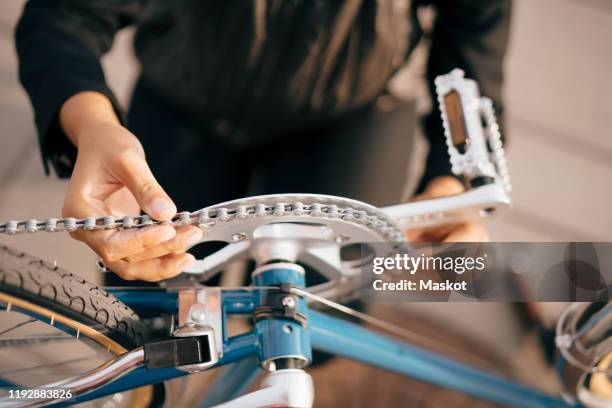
[0,291,153,407]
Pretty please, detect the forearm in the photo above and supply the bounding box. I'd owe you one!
[15,0,139,177]
[60,92,121,148]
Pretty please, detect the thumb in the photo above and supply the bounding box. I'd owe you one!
[115,149,177,221]
[421,176,465,199]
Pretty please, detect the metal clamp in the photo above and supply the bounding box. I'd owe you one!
[254,284,308,328]
[167,287,224,372]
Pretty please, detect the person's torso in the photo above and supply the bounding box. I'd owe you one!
[134,0,419,132]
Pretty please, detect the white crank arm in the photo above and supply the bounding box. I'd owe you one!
[381,183,510,229]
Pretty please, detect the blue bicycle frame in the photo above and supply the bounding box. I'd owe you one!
[62,263,572,408]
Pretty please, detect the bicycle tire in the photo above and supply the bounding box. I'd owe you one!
[0,244,149,349]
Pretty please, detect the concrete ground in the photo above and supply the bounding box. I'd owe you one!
[0,0,610,406]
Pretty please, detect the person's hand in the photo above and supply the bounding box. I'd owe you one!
[59,92,201,281]
[404,176,489,243]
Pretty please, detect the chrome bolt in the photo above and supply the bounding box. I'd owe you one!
[335,234,349,243]
[231,233,247,242]
[281,296,296,309]
[555,334,573,350]
[189,304,207,323]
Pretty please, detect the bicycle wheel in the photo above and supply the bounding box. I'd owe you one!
[0,244,155,407]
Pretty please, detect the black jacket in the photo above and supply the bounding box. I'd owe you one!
[15,0,511,189]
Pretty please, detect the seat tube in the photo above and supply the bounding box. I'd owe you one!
[252,262,312,370]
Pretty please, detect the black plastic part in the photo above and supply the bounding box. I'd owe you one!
[144,336,212,369]
[273,358,302,370]
[469,175,495,188]
[262,259,294,265]
[253,285,308,327]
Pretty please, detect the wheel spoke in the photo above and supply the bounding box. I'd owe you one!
[0,334,75,347]
[0,356,96,376]
[0,318,37,337]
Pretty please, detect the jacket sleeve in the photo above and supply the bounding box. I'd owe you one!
[417,0,512,192]
[15,0,141,177]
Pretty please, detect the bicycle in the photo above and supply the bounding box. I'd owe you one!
[0,70,608,407]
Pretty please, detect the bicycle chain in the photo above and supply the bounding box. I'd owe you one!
[0,200,405,243]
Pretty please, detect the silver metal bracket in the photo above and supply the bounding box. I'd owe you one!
[171,287,224,372]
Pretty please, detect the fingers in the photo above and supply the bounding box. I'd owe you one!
[65,202,198,282]
[125,226,203,262]
[406,222,489,243]
[114,149,176,221]
[405,177,487,243]
[442,222,489,243]
[73,225,177,262]
[403,229,421,242]
[63,192,176,262]
[102,226,202,282]
[418,176,465,200]
[405,224,456,243]
[106,252,196,282]
[104,187,140,217]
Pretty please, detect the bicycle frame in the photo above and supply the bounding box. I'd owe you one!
[46,262,574,408]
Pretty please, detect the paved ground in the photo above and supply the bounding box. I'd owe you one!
[0,1,610,405]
